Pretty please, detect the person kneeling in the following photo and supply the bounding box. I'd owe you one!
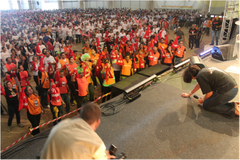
[182,65,239,118]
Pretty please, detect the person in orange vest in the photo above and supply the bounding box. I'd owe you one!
[82,41,92,56]
[149,46,160,67]
[57,52,69,75]
[90,48,99,88]
[81,53,94,102]
[16,58,31,88]
[4,73,19,93]
[63,43,71,58]
[48,79,65,125]
[4,57,20,89]
[66,56,78,106]
[174,40,186,65]
[71,68,88,109]
[121,53,133,79]
[24,86,42,135]
[101,58,115,102]
[136,49,145,72]
[38,58,50,108]
[56,70,70,113]
[4,81,24,132]
[163,44,174,67]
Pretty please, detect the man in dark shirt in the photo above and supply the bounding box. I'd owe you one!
[182,65,239,118]
[105,36,114,54]
[210,15,222,45]
[188,24,197,50]
[174,27,185,42]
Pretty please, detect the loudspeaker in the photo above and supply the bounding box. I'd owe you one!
[211,44,236,61]
[190,56,205,69]
[138,64,170,77]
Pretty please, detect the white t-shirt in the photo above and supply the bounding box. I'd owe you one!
[39,44,46,53]
[43,56,56,71]
[75,26,80,35]
[67,28,73,37]
[31,62,39,76]
[53,41,60,51]
[96,33,102,42]
[27,51,35,62]
[1,51,11,64]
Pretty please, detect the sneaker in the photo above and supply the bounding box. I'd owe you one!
[73,100,77,104]
[17,123,24,128]
[47,105,50,108]
[209,43,214,45]
[7,126,11,132]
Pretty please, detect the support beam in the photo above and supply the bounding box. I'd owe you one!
[8,0,13,10]
[108,0,114,9]
[58,0,63,9]
[28,0,33,9]
[147,0,154,10]
[80,0,84,9]
[17,0,22,10]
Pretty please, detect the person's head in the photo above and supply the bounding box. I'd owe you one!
[179,40,183,47]
[79,102,102,131]
[103,46,108,52]
[46,51,50,57]
[6,57,12,64]
[19,65,24,71]
[91,48,96,55]
[33,56,38,62]
[125,53,130,61]
[153,46,157,53]
[160,37,165,44]
[60,70,64,78]
[61,52,66,59]
[69,56,74,63]
[25,86,34,96]
[183,65,201,83]
[84,41,89,48]
[42,48,46,54]
[5,81,12,89]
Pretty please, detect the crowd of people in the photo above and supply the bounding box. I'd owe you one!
[1,8,216,134]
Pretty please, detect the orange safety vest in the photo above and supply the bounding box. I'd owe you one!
[91,54,99,64]
[5,63,17,77]
[59,59,69,69]
[158,43,167,51]
[82,47,92,56]
[149,52,160,66]
[136,54,145,69]
[76,77,88,97]
[50,87,62,106]
[63,47,70,54]
[176,46,185,58]
[67,63,78,75]
[164,51,173,64]
[38,71,50,89]
[121,59,132,76]
[19,71,29,87]
[104,67,115,86]
[27,94,41,115]
[58,76,68,94]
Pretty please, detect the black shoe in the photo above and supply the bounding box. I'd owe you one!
[210,44,214,45]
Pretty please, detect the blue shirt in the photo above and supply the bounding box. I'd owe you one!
[43,36,49,43]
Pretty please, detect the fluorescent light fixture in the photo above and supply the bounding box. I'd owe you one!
[125,74,157,93]
[199,48,212,57]
[174,59,190,69]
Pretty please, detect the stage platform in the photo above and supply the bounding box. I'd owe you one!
[1,57,239,159]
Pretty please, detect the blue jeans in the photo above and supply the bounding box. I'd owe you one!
[211,30,219,45]
[203,87,238,118]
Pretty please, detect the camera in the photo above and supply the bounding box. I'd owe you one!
[109,144,126,159]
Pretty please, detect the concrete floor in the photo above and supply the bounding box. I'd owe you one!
[1,26,238,152]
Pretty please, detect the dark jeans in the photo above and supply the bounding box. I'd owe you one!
[174,56,183,65]
[8,105,20,126]
[88,83,94,101]
[76,95,86,108]
[61,93,70,113]
[206,27,210,36]
[33,76,38,86]
[114,71,121,83]
[91,68,97,86]
[203,87,238,118]
[48,74,54,81]
[50,104,62,125]
[195,38,200,48]
[67,77,75,103]
[27,110,41,135]
[98,76,104,93]
[189,36,195,49]
[76,34,81,43]
[102,86,111,103]
[211,30,219,45]
[40,88,49,107]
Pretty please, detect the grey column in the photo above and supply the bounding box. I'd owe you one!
[58,0,63,9]
[17,0,22,10]
[28,0,33,9]
[8,0,13,10]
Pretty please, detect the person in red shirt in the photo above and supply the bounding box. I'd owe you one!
[46,37,54,55]
[56,70,70,113]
